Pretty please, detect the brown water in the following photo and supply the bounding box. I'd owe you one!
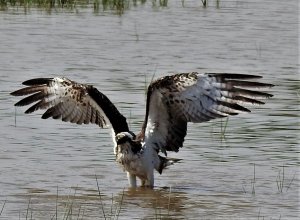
[0,1,299,219]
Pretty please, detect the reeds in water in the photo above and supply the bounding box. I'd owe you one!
[0,0,147,13]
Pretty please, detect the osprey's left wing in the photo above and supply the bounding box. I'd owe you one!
[139,72,273,155]
[11,77,129,135]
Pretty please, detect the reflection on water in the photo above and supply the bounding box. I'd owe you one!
[0,0,299,219]
[10,186,189,219]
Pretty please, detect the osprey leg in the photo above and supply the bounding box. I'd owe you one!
[145,170,154,187]
[127,172,137,187]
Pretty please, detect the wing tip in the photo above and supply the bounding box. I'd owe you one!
[24,108,34,114]
[41,115,50,119]
[22,78,53,86]
[10,89,26,96]
[14,101,24,107]
[10,91,18,96]
[207,73,263,80]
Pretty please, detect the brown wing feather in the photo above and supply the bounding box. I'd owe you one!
[11,77,129,134]
[140,72,273,155]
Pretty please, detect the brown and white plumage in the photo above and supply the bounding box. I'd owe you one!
[11,77,129,134]
[139,72,273,155]
[11,73,273,187]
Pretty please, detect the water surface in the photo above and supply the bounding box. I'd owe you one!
[0,0,299,219]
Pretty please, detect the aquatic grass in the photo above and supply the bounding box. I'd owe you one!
[49,186,87,220]
[241,164,297,196]
[14,106,17,127]
[241,163,256,195]
[56,186,58,220]
[159,0,167,7]
[276,164,296,193]
[257,208,263,220]
[285,172,296,192]
[201,0,207,7]
[101,0,131,15]
[134,22,139,41]
[62,187,77,220]
[1,176,296,219]
[0,178,124,220]
[77,205,86,220]
[210,117,229,141]
[251,163,256,195]
[50,188,58,220]
[0,0,136,13]
[0,200,6,216]
[151,0,168,7]
[201,0,221,8]
[0,0,222,13]
[113,189,124,219]
[54,183,123,220]
[95,174,107,219]
[276,164,284,193]
[93,0,100,12]
[25,197,33,220]
[51,186,59,220]
[220,117,229,139]
[95,174,125,220]
[0,0,79,11]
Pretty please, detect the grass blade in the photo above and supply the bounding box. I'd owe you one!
[0,200,6,216]
[95,174,106,219]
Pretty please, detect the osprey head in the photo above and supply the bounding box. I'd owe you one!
[115,132,135,145]
[115,131,142,154]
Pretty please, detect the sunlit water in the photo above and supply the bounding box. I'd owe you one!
[0,0,299,219]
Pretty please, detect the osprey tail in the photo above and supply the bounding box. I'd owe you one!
[157,155,182,174]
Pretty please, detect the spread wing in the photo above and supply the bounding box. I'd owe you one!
[139,72,273,155]
[11,77,129,135]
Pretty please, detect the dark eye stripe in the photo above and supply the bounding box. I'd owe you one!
[117,136,130,145]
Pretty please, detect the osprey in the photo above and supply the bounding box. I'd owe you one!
[11,72,273,187]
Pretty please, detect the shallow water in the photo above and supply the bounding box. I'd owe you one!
[0,0,299,219]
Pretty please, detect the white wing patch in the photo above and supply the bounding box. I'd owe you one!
[145,90,169,150]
